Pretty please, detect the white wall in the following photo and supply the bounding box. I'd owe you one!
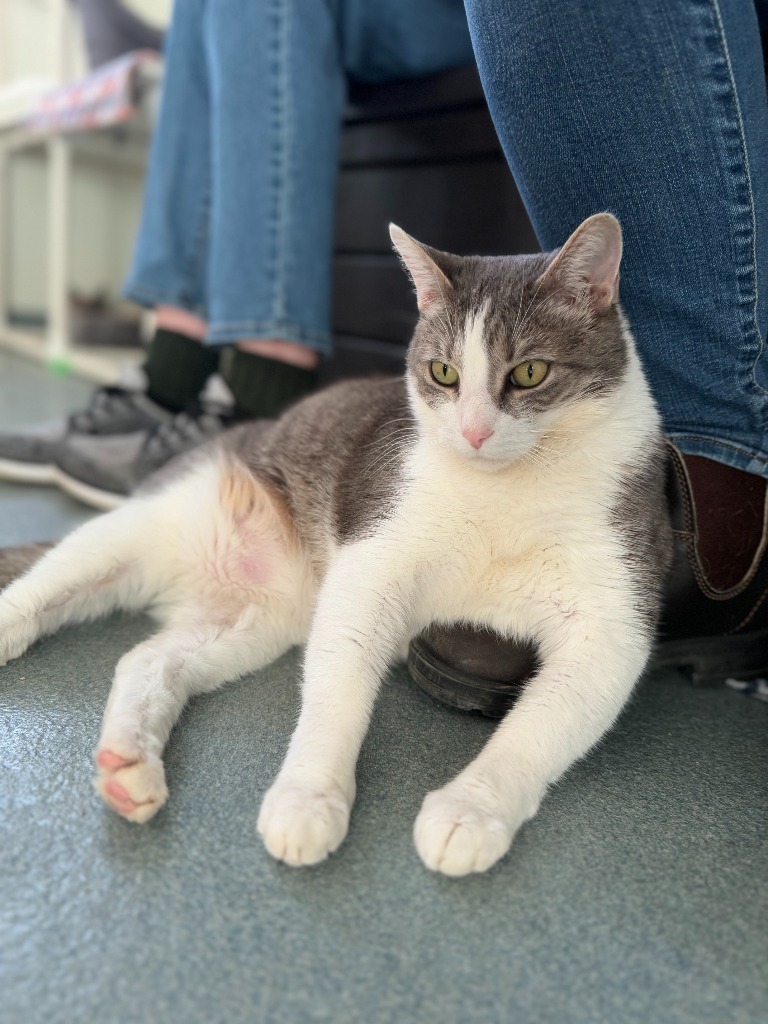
[0,0,86,87]
[8,149,145,316]
[2,0,157,318]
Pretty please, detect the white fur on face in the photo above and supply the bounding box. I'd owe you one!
[456,308,496,436]
[431,304,544,471]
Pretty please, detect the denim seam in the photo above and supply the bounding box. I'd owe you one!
[708,0,768,399]
[206,321,332,352]
[669,432,768,465]
[208,320,331,340]
[181,172,211,315]
[269,0,291,325]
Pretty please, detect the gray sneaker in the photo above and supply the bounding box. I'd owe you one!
[0,366,172,485]
[54,375,236,509]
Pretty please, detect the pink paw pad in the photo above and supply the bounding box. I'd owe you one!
[97,750,135,771]
[104,779,138,814]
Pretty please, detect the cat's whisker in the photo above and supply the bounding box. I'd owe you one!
[364,452,411,478]
[364,447,410,473]
[509,281,579,350]
[430,316,457,356]
[508,278,548,349]
[366,428,416,450]
[366,448,415,475]
[434,269,458,342]
[363,437,416,474]
[364,421,416,437]
[523,448,558,472]
[509,284,527,344]
[361,425,416,451]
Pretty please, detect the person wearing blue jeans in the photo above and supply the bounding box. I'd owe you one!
[0,0,765,684]
[0,0,474,508]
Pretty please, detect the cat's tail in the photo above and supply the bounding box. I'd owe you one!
[0,542,54,590]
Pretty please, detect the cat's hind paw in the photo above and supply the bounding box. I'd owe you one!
[414,785,516,877]
[257,779,351,867]
[94,747,168,824]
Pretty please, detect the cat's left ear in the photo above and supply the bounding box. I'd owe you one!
[389,224,454,314]
[538,213,622,314]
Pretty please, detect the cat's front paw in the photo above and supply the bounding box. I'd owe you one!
[94,746,168,824]
[414,783,519,877]
[258,778,352,867]
[0,609,38,667]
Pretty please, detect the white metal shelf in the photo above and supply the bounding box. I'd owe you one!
[0,1,159,382]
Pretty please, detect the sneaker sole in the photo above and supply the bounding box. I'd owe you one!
[0,458,57,485]
[54,468,127,511]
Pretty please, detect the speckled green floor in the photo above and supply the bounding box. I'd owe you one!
[0,351,766,1024]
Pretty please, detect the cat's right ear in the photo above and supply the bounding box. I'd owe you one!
[536,213,623,315]
[389,224,453,314]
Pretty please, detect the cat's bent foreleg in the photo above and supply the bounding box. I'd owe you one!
[258,539,418,866]
[414,621,651,876]
[0,502,160,666]
[96,602,297,823]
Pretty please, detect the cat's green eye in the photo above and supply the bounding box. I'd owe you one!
[430,361,459,387]
[511,360,549,388]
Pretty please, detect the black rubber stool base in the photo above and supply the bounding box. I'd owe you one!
[410,623,768,718]
[407,629,539,719]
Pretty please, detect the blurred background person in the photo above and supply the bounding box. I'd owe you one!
[0,0,473,509]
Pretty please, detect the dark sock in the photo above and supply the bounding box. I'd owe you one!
[683,454,767,590]
[219,347,317,420]
[142,329,220,413]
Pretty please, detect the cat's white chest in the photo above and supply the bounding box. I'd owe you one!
[408,455,571,560]
[398,452,616,634]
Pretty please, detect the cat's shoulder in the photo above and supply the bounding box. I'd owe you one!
[291,376,409,426]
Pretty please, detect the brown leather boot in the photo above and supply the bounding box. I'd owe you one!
[408,442,768,717]
[651,443,768,682]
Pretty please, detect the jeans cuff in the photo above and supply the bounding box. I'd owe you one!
[122,281,207,320]
[205,320,332,356]
[669,432,768,479]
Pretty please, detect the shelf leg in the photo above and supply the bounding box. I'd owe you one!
[0,145,8,338]
[47,134,71,372]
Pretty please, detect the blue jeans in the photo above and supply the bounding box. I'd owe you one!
[123,0,473,354]
[465,0,768,478]
[127,0,768,479]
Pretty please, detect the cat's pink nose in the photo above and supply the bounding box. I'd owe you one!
[462,427,494,450]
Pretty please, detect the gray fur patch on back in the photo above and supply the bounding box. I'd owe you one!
[611,448,673,630]
[221,378,415,556]
[0,542,54,590]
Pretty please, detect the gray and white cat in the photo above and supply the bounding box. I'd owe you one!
[0,214,671,876]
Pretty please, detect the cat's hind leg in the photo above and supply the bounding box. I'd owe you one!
[0,501,162,667]
[94,601,300,823]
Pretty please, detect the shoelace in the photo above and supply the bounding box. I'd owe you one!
[141,372,237,461]
[68,365,152,432]
[68,387,144,432]
[141,405,233,462]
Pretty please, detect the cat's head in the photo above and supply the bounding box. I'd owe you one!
[391,213,627,470]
